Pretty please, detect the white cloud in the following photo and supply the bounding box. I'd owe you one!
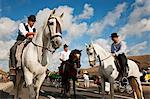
[64,22,88,44]
[0,40,15,60]
[55,6,88,44]
[87,2,126,35]
[94,38,111,52]
[119,18,150,40]
[76,3,94,19]
[127,41,148,55]
[0,17,19,36]
[119,0,150,40]
[0,17,19,62]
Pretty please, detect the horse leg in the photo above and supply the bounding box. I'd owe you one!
[109,77,114,99]
[14,70,23,99]
[128,76,144,99]
[73,79,76,99]
[101,76,105,99]
[24,68,35,99]
[35,73,46,99]
[136,78,144,99]
[66,79,71,97]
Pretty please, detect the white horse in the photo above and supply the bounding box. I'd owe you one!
[86,43,144,99]
[15,10,64,99]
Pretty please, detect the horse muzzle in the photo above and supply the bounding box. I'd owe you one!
[51,34,62,49]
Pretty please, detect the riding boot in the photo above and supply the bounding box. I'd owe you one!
[9,68,17,84]
[123,67,128,77]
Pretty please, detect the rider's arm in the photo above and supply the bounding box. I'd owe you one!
[115,41,127,56]
[26,32,35,37]
[59,52,64,62]
[111,44,115,53]
[18,23,28,37]
[19,23,35,38]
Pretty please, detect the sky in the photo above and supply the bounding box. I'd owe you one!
[0,0,150,71]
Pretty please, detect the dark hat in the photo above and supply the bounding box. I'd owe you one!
[110,33,119,38]
[64,44,68,48]
[28,15,36,22]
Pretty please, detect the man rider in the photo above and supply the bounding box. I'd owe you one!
[59,44,71,62]
[110,33,129,77]
[9,15,36,81]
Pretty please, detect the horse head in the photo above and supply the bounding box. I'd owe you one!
[69,49,82,68]
[44,10,64,50]
[86,43,96,67]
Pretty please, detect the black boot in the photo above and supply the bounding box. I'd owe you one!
[9,68,16,84]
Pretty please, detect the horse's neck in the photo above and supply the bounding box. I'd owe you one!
[32,27,50,66]
[94,44,115,65]
[94,44,110,59]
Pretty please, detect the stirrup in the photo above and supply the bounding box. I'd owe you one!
[10,67,16,70]
[122,77,128,83]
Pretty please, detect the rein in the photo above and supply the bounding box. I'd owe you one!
[100,54,112,61]
[93,47,112,61]
[31,41,55,53]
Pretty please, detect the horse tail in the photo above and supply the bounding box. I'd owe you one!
[128,76,144,99]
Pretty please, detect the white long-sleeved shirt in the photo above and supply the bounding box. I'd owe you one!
[111,41,127,56]
[18,23,35,36]
[59,50,71,61]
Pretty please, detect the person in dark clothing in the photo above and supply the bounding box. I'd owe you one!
[110,33,129,77]
[9,15,36,81]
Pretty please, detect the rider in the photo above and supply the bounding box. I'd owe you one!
[59,44,71,75]
[59,44,71,62]
[9,15,36,80]
[59,44,71,93]
[110,33,129,77]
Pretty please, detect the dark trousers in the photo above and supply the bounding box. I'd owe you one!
[9,40,23,68]
[116,53,128,76]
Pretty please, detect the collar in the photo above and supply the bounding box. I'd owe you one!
[113,40,121,45]
[25,22,35,29]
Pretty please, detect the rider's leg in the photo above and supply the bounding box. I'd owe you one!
[9,41,22,82]
[9,42,18,69]
[117,54,128,77]
[9,42,18,82]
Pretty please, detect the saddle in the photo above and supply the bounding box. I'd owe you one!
[58,61,77,80]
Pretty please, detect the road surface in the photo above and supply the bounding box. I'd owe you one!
[0,81,150,99]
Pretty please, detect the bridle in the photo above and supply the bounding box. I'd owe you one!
[31,17,62,53]
[69,51,81,68]
[88,45,112,63]
[47,17,62,40]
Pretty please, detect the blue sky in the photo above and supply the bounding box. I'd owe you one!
[0,0,150,71]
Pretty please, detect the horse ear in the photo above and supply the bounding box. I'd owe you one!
[60,12,64,18]
[85,43,88,47]
[52,9,56,15]
[80,50,82,52]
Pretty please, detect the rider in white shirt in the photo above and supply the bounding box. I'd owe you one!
[59,44,71,62]
[9,15,36,82]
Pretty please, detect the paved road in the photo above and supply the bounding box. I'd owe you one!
[0,81,150,99]
[39,82,150,99]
